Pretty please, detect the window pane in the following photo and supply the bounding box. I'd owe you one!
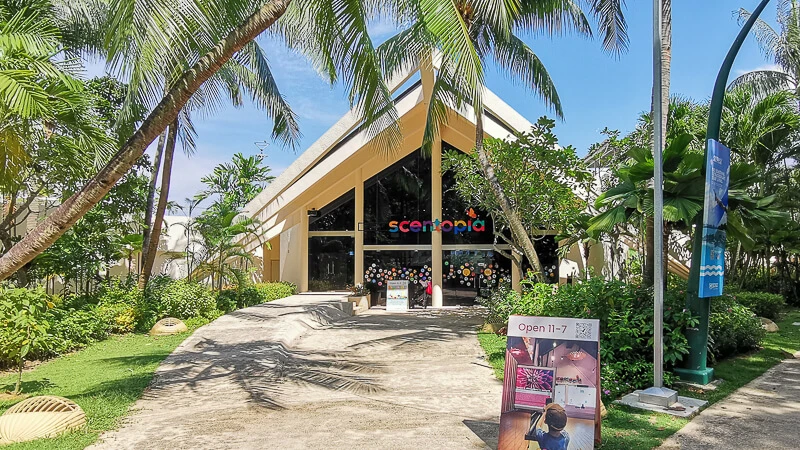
[442,142,496,245]
[308,236,354,291]
[443,250,512,306]
[363,251,432,305]
[364,149,432,245]
[522,236,560,283]
[309,189,355,231]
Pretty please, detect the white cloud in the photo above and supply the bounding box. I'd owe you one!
[735,63,784,77]
[368,16,398,41]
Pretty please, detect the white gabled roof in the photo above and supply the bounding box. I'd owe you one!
[241,60,535,249]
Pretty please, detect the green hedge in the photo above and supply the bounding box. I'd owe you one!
[728,290,785,321]
[482,277,767,402]
[216,282,297,312]
[708,295,765,362]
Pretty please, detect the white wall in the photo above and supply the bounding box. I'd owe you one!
[280,224,302,287]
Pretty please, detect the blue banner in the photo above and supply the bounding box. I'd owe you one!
[699,139,730,298]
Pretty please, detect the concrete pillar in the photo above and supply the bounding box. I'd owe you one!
[300,206,309,292]
[421,52,443,307]
[431,138,443,307]
[262,244,269,282]
[354,169,364,287]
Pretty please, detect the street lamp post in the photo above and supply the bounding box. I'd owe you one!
[674,0,773,384]
[652,0,665,389]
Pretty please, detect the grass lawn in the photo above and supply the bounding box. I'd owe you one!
[0,329,195,449]
[478,308,800,450]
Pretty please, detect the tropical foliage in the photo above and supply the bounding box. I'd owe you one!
[443,117,591,278]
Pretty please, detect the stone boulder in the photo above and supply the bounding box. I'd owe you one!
[761,317,779,333]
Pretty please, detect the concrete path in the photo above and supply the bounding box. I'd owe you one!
[89,295,502,449]
[660,357,800,449]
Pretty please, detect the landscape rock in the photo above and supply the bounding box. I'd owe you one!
[761,317,779,333]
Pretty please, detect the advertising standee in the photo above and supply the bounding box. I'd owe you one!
[386,280,409,312]
[498,316,601,450]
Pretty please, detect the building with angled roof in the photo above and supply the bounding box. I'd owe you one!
[240,62,572,307]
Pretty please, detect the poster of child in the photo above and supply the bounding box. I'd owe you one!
[498,316,601,450]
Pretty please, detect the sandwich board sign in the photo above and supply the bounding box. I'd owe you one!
[386,280,409,312]
[498,316,601,450]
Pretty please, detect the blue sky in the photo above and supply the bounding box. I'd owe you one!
[143,1,780,204]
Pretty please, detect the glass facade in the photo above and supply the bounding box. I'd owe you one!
[442,250,512,306]
[303,144,561,299]
[363,250,432,305]
[308,190,355,291]
[364,149,432,245]
[441,143,495,245]
[309,189,355,231]
[308,236,354,291]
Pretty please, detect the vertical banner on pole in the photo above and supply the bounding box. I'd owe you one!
[699,139,730,298]
[498,316,601,450]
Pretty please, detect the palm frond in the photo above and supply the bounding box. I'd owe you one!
[588,0,629,55]
[492,33,562,117]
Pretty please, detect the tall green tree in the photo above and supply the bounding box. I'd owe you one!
[443,117,591,275]
[192,153,271,288]
[733,1,800,103]
[376,0,628,278]
[0,0,401,281]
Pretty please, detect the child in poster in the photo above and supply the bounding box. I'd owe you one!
[527,403,570,450]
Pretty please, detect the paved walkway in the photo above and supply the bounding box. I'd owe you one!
[89,295,502,449]
[660,357,800,449]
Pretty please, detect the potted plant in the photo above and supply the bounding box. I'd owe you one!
[346,284,370,311]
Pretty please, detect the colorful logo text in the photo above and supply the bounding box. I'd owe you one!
[389,219,486,234]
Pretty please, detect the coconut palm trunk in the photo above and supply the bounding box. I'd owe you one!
[0,0,292,281]
[645,0,672,286]
[140,130,167,278]
[473,111,545,280]
[139,119,177,288]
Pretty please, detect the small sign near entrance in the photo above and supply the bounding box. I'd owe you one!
[386,280,409,312]
[498,316,601,450]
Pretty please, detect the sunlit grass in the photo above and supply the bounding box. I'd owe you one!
[0,330,193,449]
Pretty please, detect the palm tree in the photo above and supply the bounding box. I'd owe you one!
[644,0,672,286]
[103,0,303,288]
[0,2,112,188]
[194,207,262,290]
[0,0,401,281]
[377,0,629,280]
[732,2,800,103]
[721,85,800,170]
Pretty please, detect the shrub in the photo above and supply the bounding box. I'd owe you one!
[159,280,216,319]
[215,289,238,313]
[254,282,297,302]
[235,286,263,308]
[97,302,137,334]
[708,296,764,362]
[728,290,784,321]
[216,282,296,312]
[48,306,110,354]
[96,279,142,334]
[482,277,698,399]
[0,287,53,393]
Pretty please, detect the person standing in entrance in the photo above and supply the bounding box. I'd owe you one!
[424,281,432,309]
